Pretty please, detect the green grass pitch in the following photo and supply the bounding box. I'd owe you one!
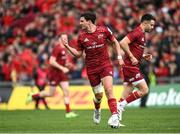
[0,107,180,133]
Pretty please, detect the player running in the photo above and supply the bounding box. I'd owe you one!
[26,35,78,118]
[117,14,156,123]
[61,12,124,128]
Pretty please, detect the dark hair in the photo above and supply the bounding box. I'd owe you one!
[80,12,96,24]
[141,14,156,22]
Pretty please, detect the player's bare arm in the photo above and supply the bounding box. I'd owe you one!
[111,38,124,67]
[143,53,152,61]
[65,44,83,58]
[120,36,138,65]
[60,35,83,58]
[49,56,69,73]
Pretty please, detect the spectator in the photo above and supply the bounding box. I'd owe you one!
[0,0,179,84]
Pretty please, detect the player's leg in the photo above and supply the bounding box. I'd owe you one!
[35,71,58,98]
[118,66,134,104]
[101,76,119,128]
[59,81,78,118]
[92,84,103,124]
[100,66,118,115]
[26,84,56,104]
[117,80,148,122]
[89,74,103,124]
[140,94,148,107]
[118,66,146,107]
[134,79,149,99]
[140,78,150,107]
[38,85,49,109]
[102,76,117,114]
[118,79,148,108]
[35,98,40,109]
[35,85,40,109]
[119,83,134,102]
[36,85,56,97]
[26,70,59,104]
[59,81,70,113]
[100,66,119,128]
[41,98,49,109]
[117,83,133,122]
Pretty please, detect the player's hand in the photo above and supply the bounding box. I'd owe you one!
[65,62,75,71]
[62,67,69,73]
[143,54,152,62]
[130,56,138,65]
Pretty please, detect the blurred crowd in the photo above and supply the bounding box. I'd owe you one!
[0,0,179,84]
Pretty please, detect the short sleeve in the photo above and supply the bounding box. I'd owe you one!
[105,27,115,41]
[77,35,84,51]
[51,45,59,58]
[127,30,140,42]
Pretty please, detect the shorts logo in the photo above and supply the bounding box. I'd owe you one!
[135,73,140,79]
[98,34,103,39]
[50,81,56,85]
[129,77,134,82]
[129,73,141,82]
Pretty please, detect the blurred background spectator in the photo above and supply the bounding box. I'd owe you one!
[0,0,179,85]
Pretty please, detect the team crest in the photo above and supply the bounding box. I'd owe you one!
[98,34,104,39]
[84,38,89,42]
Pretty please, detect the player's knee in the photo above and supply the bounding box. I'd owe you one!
[95,93,103,100]
[143,88,149,95]
[104,88,113,99]
[140,88,149,97]
[93,83,103,94]
[49,90,55,97]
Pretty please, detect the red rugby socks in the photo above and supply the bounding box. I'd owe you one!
[108,98,118,114]
[65,104,71,113]
[126,91,140,103]
[32,93,40,99]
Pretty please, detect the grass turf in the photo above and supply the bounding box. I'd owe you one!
[0,107,180,133]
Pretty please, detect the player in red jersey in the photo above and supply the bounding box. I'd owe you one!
[32,64,49,110]
[26,35,78,118]
[61,12,124,128]
[117,14,156,122]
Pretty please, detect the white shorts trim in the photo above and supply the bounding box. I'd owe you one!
[93,82,103,94]
[123,82,129,86]
[132,79,145,86]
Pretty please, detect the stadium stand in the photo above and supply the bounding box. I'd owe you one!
[0,0,179,85]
